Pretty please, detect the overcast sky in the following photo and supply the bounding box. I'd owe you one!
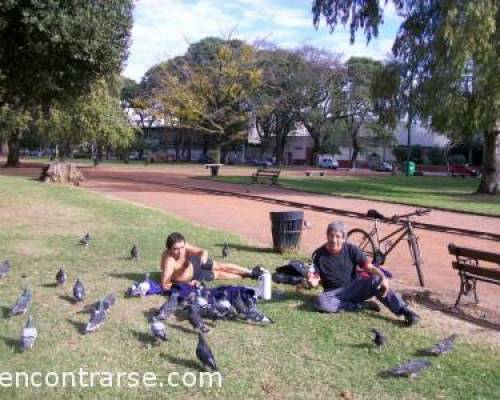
[123,0,403,82]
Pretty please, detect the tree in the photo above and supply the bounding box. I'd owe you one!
[158,38,262,163]
[312,0,500,193]
[0,0,133,166]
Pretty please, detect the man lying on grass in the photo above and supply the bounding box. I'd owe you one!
[160,232,265,290]
[305,221,420,326]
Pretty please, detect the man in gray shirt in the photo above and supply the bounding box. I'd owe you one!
[307,221,420,326]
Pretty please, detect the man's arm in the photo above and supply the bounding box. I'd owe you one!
[361,262,389,296]
[160,254,175,290]
[185,242,208,264]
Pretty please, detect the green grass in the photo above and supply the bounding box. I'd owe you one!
[215,175,500,216]
[0,175,499,399]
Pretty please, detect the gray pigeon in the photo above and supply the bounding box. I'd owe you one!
[233,289,248,315]
[187,303,210,334]
[21,315,37,351]
[73,279,86,302]
[157,291,179,320]
[215,291,237,319]
[371,328,387,347]
[85,300,106,333]
[421,334,458,356]
[130,245,139,261]
[195,287,208,308]
[80,233,90,246]
[102,293,116,311]
[150,316,168,341]
[0,260,11,278]
[389,359,432,378]
[201,303,227,320]
[243,296,273,324]
[56,267,67,285]
[11,288,32,316]
[222,242,229,258]
[196,333,218,371]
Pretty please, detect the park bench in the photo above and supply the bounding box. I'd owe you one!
[252,168,281,184]
[448,243,500,306]
[205,163,223,176]
[305,170,326,177]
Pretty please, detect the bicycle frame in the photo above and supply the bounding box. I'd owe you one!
[370,219,414,258]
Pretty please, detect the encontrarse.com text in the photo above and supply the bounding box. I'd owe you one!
[0,369,222,388]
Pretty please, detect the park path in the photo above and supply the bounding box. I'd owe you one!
[77,165,500,314]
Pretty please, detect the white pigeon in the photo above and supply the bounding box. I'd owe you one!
[150,316,168,341]
[21,315,37,351]
[137,273,150,296]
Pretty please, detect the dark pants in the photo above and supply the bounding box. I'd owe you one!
[314,276,407,315]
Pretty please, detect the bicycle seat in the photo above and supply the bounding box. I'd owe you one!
[367,209,385,220]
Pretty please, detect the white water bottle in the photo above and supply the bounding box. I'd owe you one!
[257,271,272,301]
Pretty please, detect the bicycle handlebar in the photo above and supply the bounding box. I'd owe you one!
[391,208,431,223]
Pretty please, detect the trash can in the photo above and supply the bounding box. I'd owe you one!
[270,211,304,253]
[402,161,416,176]
[209,165,220,176]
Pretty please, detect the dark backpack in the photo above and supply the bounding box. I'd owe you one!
[272,260,308,285]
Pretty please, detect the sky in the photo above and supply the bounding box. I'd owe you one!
[123,0,403,82]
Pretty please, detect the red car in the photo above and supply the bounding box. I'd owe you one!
[449,164,480,178]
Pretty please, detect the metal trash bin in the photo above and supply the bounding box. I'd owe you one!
[270,211,304,253]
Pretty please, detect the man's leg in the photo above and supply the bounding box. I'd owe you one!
[314,288,359,313]
[213,262,252,277]
[213,270,247,280]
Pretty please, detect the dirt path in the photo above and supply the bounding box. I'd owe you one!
[3,162,500,324]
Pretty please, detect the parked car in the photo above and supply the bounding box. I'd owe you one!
[248,158,274,168]
[449,164,480,177]
[198,155,215,164]
[372,161,393,172]
[316,154,339,169]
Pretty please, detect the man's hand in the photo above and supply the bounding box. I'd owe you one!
[377,277,390,297]
[200,251,208,265]
[190,280,201,288]
[306,272,321,288]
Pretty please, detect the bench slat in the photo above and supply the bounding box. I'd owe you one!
[452,261,500,280]
[448,243,500,264]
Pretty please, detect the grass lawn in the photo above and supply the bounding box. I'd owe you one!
[0,175,499,399]
[215,175,500,216]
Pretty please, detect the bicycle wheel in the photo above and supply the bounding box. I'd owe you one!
[409,234,425,287]
[347,229,377,260]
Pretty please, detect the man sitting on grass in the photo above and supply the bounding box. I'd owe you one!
[160,232,264,290]
[305,221,420,326]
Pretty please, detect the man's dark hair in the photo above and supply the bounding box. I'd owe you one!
[166,232,185,249]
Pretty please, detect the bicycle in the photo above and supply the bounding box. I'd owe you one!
[346,208,431,287]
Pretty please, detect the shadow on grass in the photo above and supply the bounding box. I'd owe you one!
[131,329,156,347]
[142,307,158,321]
[59,295,77,305]
[215,242,276,255]
[66,318,87,335]
[163,354,204,372]
[108,271,160,282]
[169,323,197,336]
[0,336,21,353]
[1,306,11,318]
[40,283,58,288]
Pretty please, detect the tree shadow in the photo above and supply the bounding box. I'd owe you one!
[163,354,204,372]
[59,295,77,305]
[0,336,21,353]
[66,318,87,335]
[131,329,157,346]
[346,342,373,350]
[215,243,276,255]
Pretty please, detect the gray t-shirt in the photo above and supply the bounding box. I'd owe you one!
[312,243,368,291]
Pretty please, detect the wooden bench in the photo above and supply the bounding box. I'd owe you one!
[252,168,281,184]
[305,170,326,177]
[448,243,500,306]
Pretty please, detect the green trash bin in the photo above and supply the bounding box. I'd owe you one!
[402,161,416,176]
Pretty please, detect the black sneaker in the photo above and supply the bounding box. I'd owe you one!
[251,265,266,279]
[403,309,421,326]
[360,300,381,312]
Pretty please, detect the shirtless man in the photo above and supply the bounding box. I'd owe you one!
[160,232,264,290]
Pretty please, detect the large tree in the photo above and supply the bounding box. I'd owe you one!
[312,0,500,193]
[0,0,133,166]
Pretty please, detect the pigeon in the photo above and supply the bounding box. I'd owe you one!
[21,315,37,351]
[73,279,86,302]
[130,245,139,261]
[303,220,313,229]
[85,300,106,333]
[233,289,248,315]
[389,359,432,378]
[222,242,229,258]
[195,287,209,308]
[0,260,11,278]
[201,303,228,320]
[56,267,67,285]
[150,316,168,341]
[371,328,387,347]
[421,334,458,356]
[127,273,150,297]
[102,293,117,311]
[11,288,32,315]
[215,291,237,319]
[157,291,179,320]
[80,233,90,246]
[243,296,273,324]
[196,333,218,371]
[187,303,210,334]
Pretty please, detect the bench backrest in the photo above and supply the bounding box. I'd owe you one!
[256,168,281,175]
[448,243,500,264]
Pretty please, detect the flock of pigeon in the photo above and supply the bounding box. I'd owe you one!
[1,231,458,376]
[0,233,273,372]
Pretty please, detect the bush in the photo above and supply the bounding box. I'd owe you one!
[448,154,467,165]
[427,147,445,165]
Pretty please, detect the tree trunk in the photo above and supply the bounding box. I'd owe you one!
[5,132,21,167]
[476,131,498,194]
[310,135,321,166]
